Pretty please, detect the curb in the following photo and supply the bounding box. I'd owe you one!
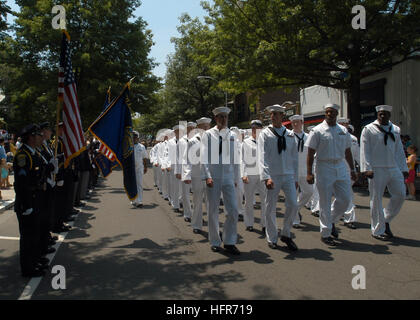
[0,199,15,213]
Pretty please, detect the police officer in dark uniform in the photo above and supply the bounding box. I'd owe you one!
[14,124,48,277]
[38,122,59,254]
[51,122,72,233]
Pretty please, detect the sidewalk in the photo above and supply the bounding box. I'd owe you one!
[0,174,15,213]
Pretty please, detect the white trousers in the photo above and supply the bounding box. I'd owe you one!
[369,167,405,236]
[293,176,314,225]
[316,161,352,238]
[153,166,159,188]
[206,180,238,247]
[311,184,320,213]
[342,179,356,223]
[162,169,169,199]
[133,167,144,205]
[191,177,207,230]
[244,175,267,228]
[181,180,192,218]
[265,174,298,243]
[170,169,181,209]
[235,179,245,216]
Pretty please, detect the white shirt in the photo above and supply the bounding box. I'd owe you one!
[183,133,203,180]
[176,136,189,175]
[201,126,240,184]
[360,120,408,172]
[293,130,309,177]
[134,143,148,170]
[306,121,352,162]
[258,125,299,182]
[241,136,259,177]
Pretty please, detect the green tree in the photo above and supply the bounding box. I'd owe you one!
[203,0,420,134]
[140,14,226,137]
[0,0,160,132]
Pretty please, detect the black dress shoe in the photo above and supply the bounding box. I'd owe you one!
[281,236,298,251]
[385,223,394,238]
[193,229,201,234]
[224,245,240,255]
[22,268,45,278]
[372,234,391,241]
[75,202,86,208]
[43,247,56,255]
[238,214,244,222]
[184,217,191,223]
[312,211,320,217]
[137,204,144,208]
[268,242,278,249]
[246,226,254,232]
[36,263,49,271]
[321,236,337,246]
[292,224,303,229]
[331,224,339,238]
[344,222,357,229]
[211,246,221,252]
[38,257,50,265]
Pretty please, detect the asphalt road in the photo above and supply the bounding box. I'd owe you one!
[1,169,420,300]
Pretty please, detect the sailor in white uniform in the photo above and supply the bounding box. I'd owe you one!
[159,130,172,201]
[183,117,212,234]
[230,126,245,223]
[290,115,314,229]
[177,122,196,222]
[242,120,267,232]
[201,107,241,255]
[131,131,149,208]
[306,104,357,246]
[336,118,360,229]
[167,126,183,213]
[360,105,408,240]
[258,104,299,251]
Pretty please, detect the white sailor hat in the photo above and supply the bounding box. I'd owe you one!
[196,117,212,125]
[251,120,263,127]
[266,104,286,113]
[212,107,231,116]
[289,114,304,122]
[187,122,197,128]
[337,117,350,124]
[375,105,393,112]
[133,130,140,138]
[172,125,185,131]
[323,103,340,111]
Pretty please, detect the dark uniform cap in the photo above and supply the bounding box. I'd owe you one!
[21,124,42,137]
[39,122,51,130]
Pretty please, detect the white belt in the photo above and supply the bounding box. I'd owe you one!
[317,159,343,164]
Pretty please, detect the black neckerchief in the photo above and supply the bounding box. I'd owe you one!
[374,123,395,145]
[294,133,304,152]
[219,136,222,155]
[268,126,287,154]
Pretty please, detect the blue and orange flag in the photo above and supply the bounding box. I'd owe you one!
[89,83,137,200]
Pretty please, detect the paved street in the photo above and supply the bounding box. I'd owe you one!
[1,169,420,300]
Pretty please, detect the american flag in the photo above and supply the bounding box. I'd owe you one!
[99,143,116,161]
[58,31,85,167]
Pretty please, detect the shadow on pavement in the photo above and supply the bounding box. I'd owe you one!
[33,235,246,300]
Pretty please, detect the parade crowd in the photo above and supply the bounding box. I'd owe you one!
[9,103,418,277]
[145,103,416,255]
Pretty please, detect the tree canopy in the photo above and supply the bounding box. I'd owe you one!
[0,0,161,133]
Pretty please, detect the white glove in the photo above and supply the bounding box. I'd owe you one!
[23,208,33,216]
[57,180,64,187]
[50,158,59,174]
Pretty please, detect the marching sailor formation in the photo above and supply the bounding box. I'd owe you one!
[147,103,409,255]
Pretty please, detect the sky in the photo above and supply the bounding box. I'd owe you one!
[5,0,208,79]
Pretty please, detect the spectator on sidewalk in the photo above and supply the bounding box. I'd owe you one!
[405,145,418,201]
